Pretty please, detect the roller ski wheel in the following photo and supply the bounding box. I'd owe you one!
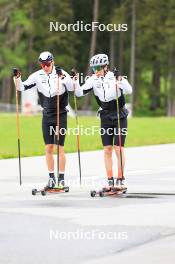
[90,190,105,198]
[41,190,46,196]
[32,189,37,196]
[64,186,69,192]
[122,188,127,194]
[99,190,105,197]
[90,190,97,197]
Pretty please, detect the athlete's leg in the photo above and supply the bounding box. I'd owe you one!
[44,144,55,188]
[42,116,56,188]
[114,146,125,179]
[101,114,114,186]
[57,113,67,185]
[104,145,113,179]
[59,146,66,172]
[114,117,127,180]
[45,144,55,172]
[42,116,55,171]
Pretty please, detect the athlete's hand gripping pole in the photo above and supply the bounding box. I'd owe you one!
[55,67,62,183]
[12,68,22,185]
[70,69,82,186]
[113,68,124,179]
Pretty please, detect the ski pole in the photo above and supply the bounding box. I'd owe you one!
[71,69,82,186]
[13,68,22,185]
[56,67,62,183]
[114,68,124,179]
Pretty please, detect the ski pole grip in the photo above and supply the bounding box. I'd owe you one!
[70,68,77,78]
[113,68,121,80]
[13,68,21,77]
[55,66,62,77]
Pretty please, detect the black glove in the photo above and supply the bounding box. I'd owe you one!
[12,68,21,78]
[55,66,62,76]
[113,68,121,80]
[70,68,77,78]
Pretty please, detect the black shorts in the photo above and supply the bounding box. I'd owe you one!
[100,113,127,147]
[42,113,67,146]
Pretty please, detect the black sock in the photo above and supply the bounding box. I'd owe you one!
[49,172,55,178]
[108,177,114,186]
[108,177,114,181]
[58,173,64,181]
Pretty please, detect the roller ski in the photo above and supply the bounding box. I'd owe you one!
[90,177,127,198]
[32,174,69,196]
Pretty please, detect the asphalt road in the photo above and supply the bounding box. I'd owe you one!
[0,144,175,264]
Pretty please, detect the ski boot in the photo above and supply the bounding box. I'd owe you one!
[116,177,126,189]
[44,175,56,190]
[57,174,65,189]
[108,177,114,187]
[101,177,114,192]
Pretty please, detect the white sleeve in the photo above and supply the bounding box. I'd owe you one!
[119,78,132,95]
[73,76,94,97]
[73,80,84,97]
[79,76,94,96]
[17,73,37,91]
[63,72,74,91]
[63,72,83,97]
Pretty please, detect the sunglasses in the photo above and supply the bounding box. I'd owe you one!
[40,61,52,68]
[91,65,103,73]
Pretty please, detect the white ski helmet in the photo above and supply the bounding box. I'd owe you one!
[90,54,109,67]
[38,51,54,62]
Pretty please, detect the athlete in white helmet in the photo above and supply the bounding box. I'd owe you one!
[13,51,81,189]
[77,53,132,187]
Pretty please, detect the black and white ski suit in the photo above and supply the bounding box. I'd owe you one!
[77,71,132,146]
[18,66,81,145]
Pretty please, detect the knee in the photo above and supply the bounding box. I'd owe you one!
[114,145,120,152]
[59,146,65,155]
[45,144,54,154]
[104,146,113,156]
[114,145,124,153]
